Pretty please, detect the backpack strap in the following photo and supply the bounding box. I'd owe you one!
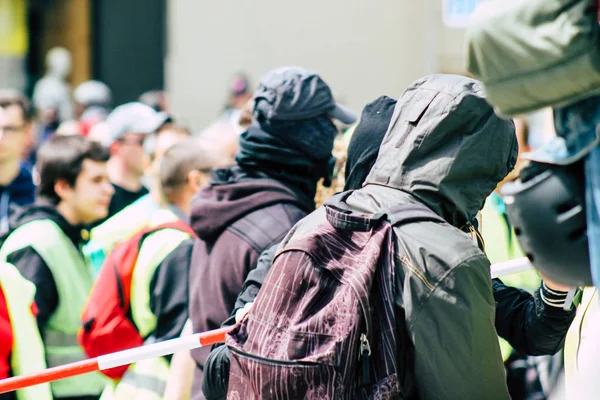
[142,220,196,238]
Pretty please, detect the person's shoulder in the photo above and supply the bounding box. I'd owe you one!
[227,202,309,253]
[8,219,61,240]
[394,220,486,284]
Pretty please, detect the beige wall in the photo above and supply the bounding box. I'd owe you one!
[43,0,91,87]
[166,0,467,131]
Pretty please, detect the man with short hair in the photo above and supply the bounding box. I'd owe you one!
[188,66,356,399]
[0,135,114,400]
[100,139,216,400]
[104,102,171,218]
[0,90,36,235]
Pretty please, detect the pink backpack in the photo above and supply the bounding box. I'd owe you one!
[226,195,445,399]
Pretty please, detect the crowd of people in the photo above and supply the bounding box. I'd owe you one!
[0,58,596,400]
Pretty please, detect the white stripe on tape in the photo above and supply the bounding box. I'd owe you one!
[490,257,533,279]
[97,334,202,370]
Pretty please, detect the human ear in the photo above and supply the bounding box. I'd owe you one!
[187,170,204,193]
[54,179,74,202]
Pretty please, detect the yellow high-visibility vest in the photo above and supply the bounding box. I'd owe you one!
[0,262,52,400]
[0,220,107,398]
[564,287,598,398]
[101,209,192,400]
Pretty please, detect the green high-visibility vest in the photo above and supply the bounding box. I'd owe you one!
[84,194,162,277]
[102,210,191,400]
[0,219,107,398]
[0,262,52,400]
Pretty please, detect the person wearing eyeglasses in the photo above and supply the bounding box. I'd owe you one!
[103,103,172,220]
[0,90,36,236]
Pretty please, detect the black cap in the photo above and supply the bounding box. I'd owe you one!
[253,66,357,124]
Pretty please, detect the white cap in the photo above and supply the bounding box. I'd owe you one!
[104,102,171,146]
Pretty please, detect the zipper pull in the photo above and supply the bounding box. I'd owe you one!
[359,333,372,358]
[359,333,372,386]
[467,223,486,254]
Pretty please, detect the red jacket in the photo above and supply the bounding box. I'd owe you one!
[0,287,38,380]
[0,287,12,380]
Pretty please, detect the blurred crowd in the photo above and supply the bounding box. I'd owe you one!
[0,44,591,400]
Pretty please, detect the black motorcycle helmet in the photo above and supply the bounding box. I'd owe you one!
[501,161,592,287]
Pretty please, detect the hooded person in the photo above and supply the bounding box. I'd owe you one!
[201,91,575,399]
[315,74,515,398]
[187,66,356,399]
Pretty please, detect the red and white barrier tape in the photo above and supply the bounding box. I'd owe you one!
[490,257,533,279]
[0,258,534,394]
[0,326,233,394]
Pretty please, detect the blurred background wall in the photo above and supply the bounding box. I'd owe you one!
[166,0,468,129]
[1,0,469,131]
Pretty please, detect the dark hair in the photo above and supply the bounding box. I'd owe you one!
[159,140,217,202]
[0,89,34,122]
[37,136,111,205]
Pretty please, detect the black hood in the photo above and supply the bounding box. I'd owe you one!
[363,74,518,227]
[10,204,89,247]
[344,96,397,191]
[190,166,315,242]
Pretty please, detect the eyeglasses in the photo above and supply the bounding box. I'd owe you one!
[0,125,26,135]
[118,137,146,146]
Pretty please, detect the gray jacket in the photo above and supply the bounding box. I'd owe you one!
[205,75,519,399]
[342,75,517,399]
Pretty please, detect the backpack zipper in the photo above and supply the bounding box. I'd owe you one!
[229,346,321,366]
[359,333,372,386]
[344,279,373,387]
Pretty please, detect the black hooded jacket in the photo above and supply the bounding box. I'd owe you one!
[188,165,315,399]
[202,87,575,399]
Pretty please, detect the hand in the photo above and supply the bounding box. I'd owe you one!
[235,302,253,323]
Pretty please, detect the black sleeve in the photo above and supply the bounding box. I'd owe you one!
[493,278,576,356]
[149,238,194,343]
[202,345,231,400]
[230,244,277,316]
[6,246,58,337]
[202,243,278,400]
[0,390,16,400]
